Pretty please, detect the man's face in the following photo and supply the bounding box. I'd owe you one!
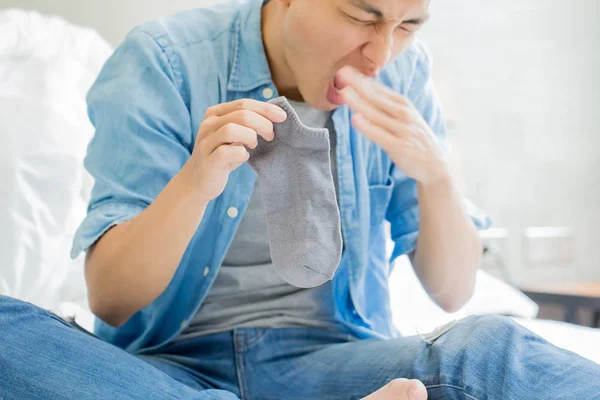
[279,0,430,110]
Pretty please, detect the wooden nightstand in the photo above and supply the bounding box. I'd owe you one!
[520,282,600,327]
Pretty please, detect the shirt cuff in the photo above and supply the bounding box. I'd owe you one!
[70,201,146,259]
[389,199,493,262]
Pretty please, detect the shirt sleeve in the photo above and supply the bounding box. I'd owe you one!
[385,41,492,262]
[70,28,192,258]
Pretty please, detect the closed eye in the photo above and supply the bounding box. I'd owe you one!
[347,14,376,25]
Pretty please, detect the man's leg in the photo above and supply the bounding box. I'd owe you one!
[244,316,600,399]
[0,296,239,400]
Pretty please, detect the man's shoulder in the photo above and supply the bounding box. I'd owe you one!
[404,38,433,65]
[131,0,248,51]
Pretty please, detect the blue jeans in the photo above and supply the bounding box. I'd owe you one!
[1,296,599,399]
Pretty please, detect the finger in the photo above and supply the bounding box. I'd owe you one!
[203,123,258,155]
[210,144,250,169]
[337,66,409,112]
[204,98,287,123]
[207,109,276,142]
[342,86,409,137]
[229,158,248,172]
[351,113,400,152]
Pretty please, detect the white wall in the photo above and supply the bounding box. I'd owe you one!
[420,1,600,285]
[2,0,599,284]
[0,0,221,46]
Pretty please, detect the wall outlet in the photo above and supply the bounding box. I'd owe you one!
[523,227,576,267]
[479,228,510,273]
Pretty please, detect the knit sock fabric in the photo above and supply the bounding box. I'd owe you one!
[247,96,343,288]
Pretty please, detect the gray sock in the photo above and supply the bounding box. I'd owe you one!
[247,96,343,288]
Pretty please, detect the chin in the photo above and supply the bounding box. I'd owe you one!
[317,101,340,112]
[308,91,342,112]
[296,78,342,111]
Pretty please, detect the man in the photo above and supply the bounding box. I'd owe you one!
[1,0,599,398]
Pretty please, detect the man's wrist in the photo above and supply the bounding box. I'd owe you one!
[178,159,212,205]
[417,165,453,192]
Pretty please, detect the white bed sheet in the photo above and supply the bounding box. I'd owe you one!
[388,253,600,366]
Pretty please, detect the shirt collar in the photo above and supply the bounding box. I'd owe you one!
[227,0,273,92]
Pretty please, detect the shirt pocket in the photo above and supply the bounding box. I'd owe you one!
[367,176,395,227]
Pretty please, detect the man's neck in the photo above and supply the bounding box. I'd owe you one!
[261,1,303,101]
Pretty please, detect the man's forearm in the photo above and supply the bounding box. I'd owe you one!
[335,65,482,312]
[85,160,209,327]
[411,173,482,312]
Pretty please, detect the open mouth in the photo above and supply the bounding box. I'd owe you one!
[327,73,348,106]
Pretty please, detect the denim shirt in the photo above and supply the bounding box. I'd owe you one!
[72,0,491,352]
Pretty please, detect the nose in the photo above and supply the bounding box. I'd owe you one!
[362,28,393,71]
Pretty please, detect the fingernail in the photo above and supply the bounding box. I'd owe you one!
[410,388,417,400]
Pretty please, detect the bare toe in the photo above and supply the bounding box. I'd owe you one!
[362,378,428,400]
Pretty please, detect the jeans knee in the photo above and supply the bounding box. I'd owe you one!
[428,315,522,358]
[1,295,37,312]
[454,314,527,360]
[470,315,520,339]
[429,315,521,386]
[0,296,53,330]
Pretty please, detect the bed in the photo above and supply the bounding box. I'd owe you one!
[388,255,600,365]
[1,8,599,367]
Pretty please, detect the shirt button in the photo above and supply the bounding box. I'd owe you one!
[204,266,210,277]
[227,207,239,218]
[180,319,188,329]
[262,87,274,99]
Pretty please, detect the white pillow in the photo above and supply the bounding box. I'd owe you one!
[389,255,539,336]
[0,9,113,315]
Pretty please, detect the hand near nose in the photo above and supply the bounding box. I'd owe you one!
[338,66,449,187]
